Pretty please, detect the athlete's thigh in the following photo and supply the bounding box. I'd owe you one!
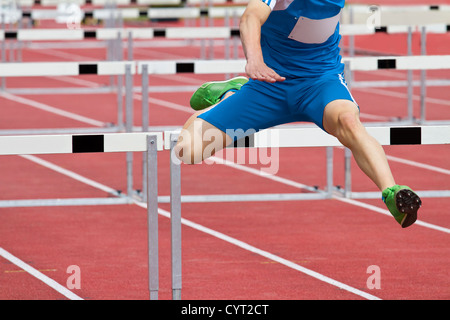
[176,115,229,164]
[293,73,358,133]
[198,78,289,142]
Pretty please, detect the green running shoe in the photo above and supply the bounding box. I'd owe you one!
[382,185,422,228]
[189,76,249,111]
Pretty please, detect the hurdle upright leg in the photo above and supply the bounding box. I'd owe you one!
[147,135,159,300]
[326,146,334,196]
[419,26,427,124]
[407,26,414,123]
[344,148,352,198]
[141,64,149,202]
[125,64,134,198]
[170,134,182,300]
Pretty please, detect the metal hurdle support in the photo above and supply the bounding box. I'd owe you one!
[169,133,182,300]
[0,132,170,300]
[159,124,450,296]
[2,23,449,97]
[0,54,449,196]
[0,132,163,207]
[164,125,450,207]
[0,61,140,196]
[0,61,136,135]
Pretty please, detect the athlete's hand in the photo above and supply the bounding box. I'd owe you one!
[245,60,286,83]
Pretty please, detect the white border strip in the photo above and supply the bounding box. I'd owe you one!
[17,29,85,41]
[0,247,83,300]
[0,132,163,155]
[0,55,448,77]
[163,126,450,149]
[2,24,447,41]
[0,62,79,77]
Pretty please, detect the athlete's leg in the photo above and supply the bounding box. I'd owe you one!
[322,99,395,191]
[174,91,235,164]
[323,99,421,228]
[175,77,289,165]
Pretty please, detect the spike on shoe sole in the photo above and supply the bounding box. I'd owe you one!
[396,189,422,228]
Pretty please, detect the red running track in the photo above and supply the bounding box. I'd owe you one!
[0,5,449,300]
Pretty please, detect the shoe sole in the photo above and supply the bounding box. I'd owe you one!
[396,189,422,228]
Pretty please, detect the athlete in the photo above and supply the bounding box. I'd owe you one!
[174,0,422,228]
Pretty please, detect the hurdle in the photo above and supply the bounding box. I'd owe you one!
[1,126,448,300]
[0,132,174,300]
[164,125,450,205]
[157,125,450,298]
[1,54,449,195]
[0,60,137,135]
[135,54,450,126]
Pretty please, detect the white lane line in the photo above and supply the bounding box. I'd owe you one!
[335,196,450,234]
[0,247,83,300]
[19,155,119,196]
[355,87,450,107]
[36,48,95,61]
[19,154,381,300]
[140,204,381,300]
[49,76,103,88]
[147,96,194,114]
[386,155,450,176]
[0,91,105,127]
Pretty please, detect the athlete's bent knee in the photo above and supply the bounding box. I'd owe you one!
[174,132,203,165]
[335,112,364,147]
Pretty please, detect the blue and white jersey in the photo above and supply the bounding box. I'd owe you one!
[259,0,345,77]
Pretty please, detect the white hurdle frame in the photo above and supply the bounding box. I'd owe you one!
[0,60,137,135]
[162,124,449,297]
[1,54,449,198]
[164,125,450,205]
[2,22,448,98]
[0,132,172,300]
[1,127,449,300]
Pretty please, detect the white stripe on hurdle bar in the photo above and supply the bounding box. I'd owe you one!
[22,6,247,21]
[14,0,238,6]
[0,55,448,77]
[0,24,448,41]
[19,0,236,5]
[15,1,450,9]
[0,133,165,300]
[0,61,136,77]
[16,5,450,24]
[340,24,450,35]
[0,133,163,155]
[163,126,450,150]
[135,55,450,75]
[345,55,450,71]
[254,126,450,148]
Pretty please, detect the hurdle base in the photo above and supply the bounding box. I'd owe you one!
[150,290,158,301]
[344,190,450,199]
[0,197,132,208]
[156,192,331,203]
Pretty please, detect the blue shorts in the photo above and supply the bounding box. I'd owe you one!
[198,72,357,141]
